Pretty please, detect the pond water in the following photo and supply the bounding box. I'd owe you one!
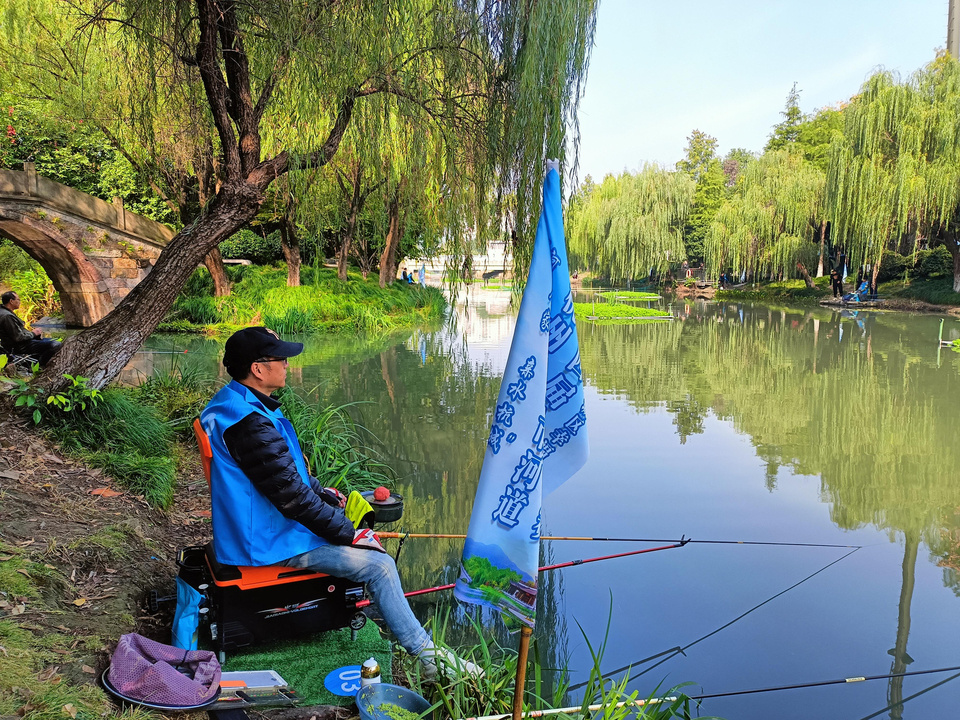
[139,290,960,719]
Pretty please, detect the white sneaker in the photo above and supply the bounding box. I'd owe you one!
[417,642,485,680]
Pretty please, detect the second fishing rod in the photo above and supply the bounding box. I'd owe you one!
[352,537,690,609]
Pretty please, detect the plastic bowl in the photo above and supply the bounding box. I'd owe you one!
[356,683,432,720]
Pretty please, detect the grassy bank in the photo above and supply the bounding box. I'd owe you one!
[713,275,960,307]
[715,277,831,303]
[4,360,395,510]
[574,302,671,324]
[161,264,447,335]
[598,290,661,301]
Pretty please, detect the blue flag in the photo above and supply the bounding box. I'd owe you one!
[454,166,588,628]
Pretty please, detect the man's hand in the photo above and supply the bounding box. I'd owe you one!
[320,487,347,508]
[351,528,386,553]
[32,328,41,337]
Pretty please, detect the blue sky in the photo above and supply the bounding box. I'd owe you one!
[575,0,951,182]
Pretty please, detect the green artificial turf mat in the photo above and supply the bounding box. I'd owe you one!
[222,622,393,706]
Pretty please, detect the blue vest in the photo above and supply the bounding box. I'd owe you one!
[200,381,326,566]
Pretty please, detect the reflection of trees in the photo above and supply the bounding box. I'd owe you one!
[579,304,960,573]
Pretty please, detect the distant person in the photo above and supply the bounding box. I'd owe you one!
[401,267,409,282]
[830,269,843,298]
[0,291,61,366]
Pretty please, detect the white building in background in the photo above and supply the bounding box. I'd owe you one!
[401,238,513,283]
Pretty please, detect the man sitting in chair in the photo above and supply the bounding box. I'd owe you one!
[0,291,61,366]
[201,326,479,679]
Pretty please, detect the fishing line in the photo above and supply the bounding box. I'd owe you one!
[568,547,862,691]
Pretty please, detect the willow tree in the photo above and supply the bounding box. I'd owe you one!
[705,149,825,284]
[827,55,960,292]
[567,167,694,282]
[2,0,598,391]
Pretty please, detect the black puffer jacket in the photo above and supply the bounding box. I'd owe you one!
[223,411,355,545]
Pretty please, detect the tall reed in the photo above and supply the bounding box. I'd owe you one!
[277,388,395,493]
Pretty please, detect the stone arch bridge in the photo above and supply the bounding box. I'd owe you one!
[0,163,173,326]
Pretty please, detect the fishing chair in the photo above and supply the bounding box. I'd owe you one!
[0,339,39,375]
[185,419,368,663]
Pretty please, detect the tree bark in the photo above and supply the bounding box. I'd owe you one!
[204,248,232,296]
[943,232,960,293]
[816,220,827,277]
[38,182,267,391]
[795,261,815,289]
[379,182,404,288]
[280,218,301,287]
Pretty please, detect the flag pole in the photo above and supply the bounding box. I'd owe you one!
[513,626,534,720]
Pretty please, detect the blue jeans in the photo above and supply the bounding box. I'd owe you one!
[281,544,430,655]
[18,337,61,366]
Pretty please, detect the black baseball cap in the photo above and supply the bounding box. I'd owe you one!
[222,327,303,369]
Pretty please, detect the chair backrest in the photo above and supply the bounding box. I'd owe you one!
[192,418,213,492]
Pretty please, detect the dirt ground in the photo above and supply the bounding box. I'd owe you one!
[0,413,212,699]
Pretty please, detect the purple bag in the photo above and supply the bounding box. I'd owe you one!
[107,633,221,707]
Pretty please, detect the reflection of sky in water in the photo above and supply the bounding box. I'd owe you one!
[135,295,960,719]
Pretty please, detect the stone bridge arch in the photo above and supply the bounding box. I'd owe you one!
[0,163,172,326]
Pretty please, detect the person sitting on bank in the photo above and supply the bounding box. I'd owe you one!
[0,291,62,366]
[200,327,480,679]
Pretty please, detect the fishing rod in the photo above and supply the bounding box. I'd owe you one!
[688,665,960,701]
[135,350,189,354]
[354,538,689,609]
[456,667,960,720]
[376,531,861,550]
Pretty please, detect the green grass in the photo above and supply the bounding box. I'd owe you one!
[0,544,116,720]
[574,302,671,324]
[396,611,706,720]
[715,277,830,303]
[44,389,177,509]
[165,265,447,335]
[221,622,392,707]
[599,291,661,301]
[878,276,960,305]
[131,359,211,439]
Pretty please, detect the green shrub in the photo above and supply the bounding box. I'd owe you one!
[133,361,211,438]
[0,239,39,277]
[877,251,909,282]
[917,245,953,278]
[220,228,283,264]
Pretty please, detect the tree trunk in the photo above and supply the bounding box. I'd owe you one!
[337,233,351,282]
[280,219,301,287]
[816,220,827,277]
[37,182,266,391]
[379,183,403,288]
[944,233,960,293]
[796,261,815,289]
[204,247,232,296]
